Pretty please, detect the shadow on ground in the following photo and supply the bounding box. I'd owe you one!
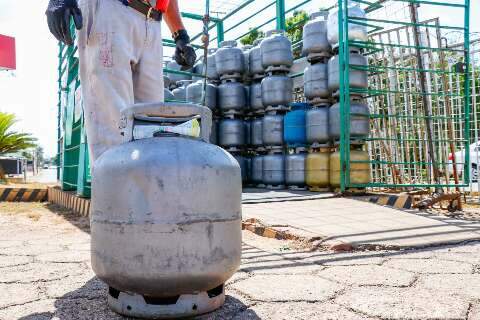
[25,205,259,319]
[18,277,259,320]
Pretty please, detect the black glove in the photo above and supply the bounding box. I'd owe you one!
[46,0,83,46]
[173,29,196,69]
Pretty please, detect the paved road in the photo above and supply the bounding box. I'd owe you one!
[0,203,480,319]
[27,168,58,184]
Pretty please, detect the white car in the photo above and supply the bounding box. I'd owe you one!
[448,142,480,182]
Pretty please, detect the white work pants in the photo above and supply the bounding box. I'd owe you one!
[77,0,164,163]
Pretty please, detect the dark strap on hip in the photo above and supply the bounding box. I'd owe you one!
[122,0,163,21]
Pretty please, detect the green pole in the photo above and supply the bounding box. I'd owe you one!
[344,0,352,190]
[338,0,347,192]
[276,0,286,30]
[57,42,63,181]
[217,21,224,46]
[463,0,471,184]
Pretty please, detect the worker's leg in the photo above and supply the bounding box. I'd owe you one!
[77,0,143,163]
[133,19,165,103]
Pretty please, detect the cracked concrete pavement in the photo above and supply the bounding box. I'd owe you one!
[1,202,480,319]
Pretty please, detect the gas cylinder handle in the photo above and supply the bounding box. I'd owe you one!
[253,38,263,46]
[266,29,285,37]
[134,115,201,123]
[310,11,328,20]
[120,102,212,143]
[219,40,237,48]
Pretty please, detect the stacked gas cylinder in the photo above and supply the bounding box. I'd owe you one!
[163,3,371,191]
[280,7,371,192]
[254,30,294,189]
[195,32,296,189]
[209,40,250,183]
[278,11,332,191]
[327,3,371,190]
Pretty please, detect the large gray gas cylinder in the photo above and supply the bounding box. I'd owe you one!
[91,102,242,319]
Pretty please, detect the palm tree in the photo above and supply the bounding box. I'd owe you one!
[0,112,37,154]
[0,112,37,181]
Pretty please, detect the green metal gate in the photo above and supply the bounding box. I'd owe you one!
[337,0,471,192]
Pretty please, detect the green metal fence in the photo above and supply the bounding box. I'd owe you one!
[57,28,91,197]
[56,0,473,196]
[337,0,471,192]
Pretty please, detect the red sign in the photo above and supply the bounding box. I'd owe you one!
[0,34,16,70]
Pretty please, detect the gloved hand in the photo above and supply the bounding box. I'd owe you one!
[46,0,83,46]
[173,29,197,69]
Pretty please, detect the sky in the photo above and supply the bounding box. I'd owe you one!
[0,0,479,157]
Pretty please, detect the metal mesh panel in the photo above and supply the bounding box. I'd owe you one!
[336,0,471,191]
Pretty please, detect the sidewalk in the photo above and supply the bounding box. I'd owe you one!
[243,196,480,248]
[1,202,480,319]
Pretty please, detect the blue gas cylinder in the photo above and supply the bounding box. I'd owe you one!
[284,103,308,147]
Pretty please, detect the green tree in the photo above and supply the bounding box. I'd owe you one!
[286,10,309,58]
[0,112,37,181]
[240,28,265,46]
[36,146,45,166]
[0,112,37,154]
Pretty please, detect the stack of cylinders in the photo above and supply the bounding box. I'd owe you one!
[248,39,266,168]
[186,49,220,149]
[216,41,247,117]
[189,8,372,191]
[254,30,293,189]
[215,40,250,185]
[326,3,371,189]
[301,11,332,191]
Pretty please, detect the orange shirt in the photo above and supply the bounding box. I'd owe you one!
[156,0,170,13]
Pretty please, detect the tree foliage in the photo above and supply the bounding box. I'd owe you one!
[286,10,308,43]
[240,28,265,46]
[285,10,309,58]
[0,112,37,155]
